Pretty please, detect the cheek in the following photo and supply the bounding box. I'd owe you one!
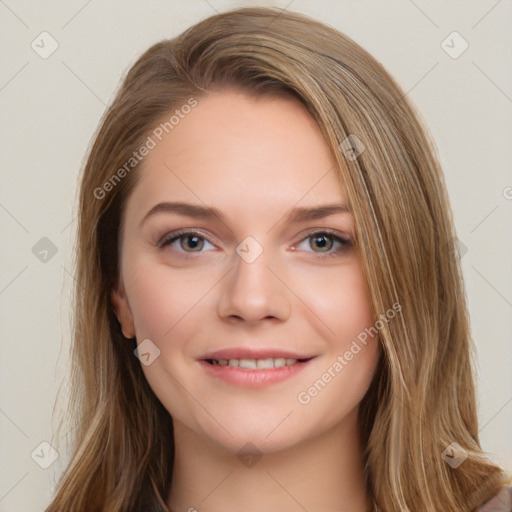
[125,261,196,343]
[129,274,170,336]
[124,258,219,367]
[295,269,379,427]
[300,263,374,347]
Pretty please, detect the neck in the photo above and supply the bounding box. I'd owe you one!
[167,407,371,512]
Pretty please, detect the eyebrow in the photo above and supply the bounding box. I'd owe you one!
[140,201,351,228]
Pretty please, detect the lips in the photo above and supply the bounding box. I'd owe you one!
[198,347,317,388]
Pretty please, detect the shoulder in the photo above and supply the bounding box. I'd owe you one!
[478,485,512,511]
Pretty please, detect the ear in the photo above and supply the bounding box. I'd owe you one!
[111,278,136,339]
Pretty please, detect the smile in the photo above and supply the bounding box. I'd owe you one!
[199,356,316,388]
[205,357,306,369]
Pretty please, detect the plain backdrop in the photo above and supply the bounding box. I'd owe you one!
[1,1,511,510]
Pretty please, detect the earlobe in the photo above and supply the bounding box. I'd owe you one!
[111,280,136,339]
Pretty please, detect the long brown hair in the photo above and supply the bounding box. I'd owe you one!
[46,6,511,511]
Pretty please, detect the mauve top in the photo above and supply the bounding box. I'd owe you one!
[478,485,512,511]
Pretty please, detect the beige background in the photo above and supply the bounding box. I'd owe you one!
[1,1,511,510]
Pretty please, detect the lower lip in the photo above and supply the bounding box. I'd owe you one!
[198,359,314,388]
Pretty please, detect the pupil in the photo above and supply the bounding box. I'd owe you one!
[313,234,331,252]
[184,236,201,251]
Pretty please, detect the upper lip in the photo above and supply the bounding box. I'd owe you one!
[200,348,316,361]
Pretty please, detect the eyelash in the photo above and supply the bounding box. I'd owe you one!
[157,229,352,259]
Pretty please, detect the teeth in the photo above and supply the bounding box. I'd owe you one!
[239,359,257,369]
[210,357,299,369]
[257,358,274,369]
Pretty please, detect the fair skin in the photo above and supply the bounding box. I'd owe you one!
[112,89,379,512]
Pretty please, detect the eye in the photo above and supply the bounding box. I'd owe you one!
[158,230,216,254]
[295,230,352,258]
[157,228,352,259]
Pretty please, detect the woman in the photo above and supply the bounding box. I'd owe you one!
[45,6,511,512]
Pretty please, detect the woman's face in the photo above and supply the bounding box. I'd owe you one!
[112,89,380,455]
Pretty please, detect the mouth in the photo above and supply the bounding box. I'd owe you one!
[198,350,317,388]
[203,356,313,370]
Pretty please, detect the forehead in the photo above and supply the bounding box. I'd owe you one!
[125,89,349,223]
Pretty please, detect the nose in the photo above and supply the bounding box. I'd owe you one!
[217,245,291,324]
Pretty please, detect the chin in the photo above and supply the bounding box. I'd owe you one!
[206,426,303,458]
